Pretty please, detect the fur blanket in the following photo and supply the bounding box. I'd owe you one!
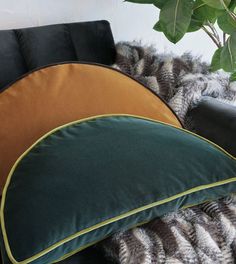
[98,43,236,264]
[101,196,236,264]
[113,42,236,126]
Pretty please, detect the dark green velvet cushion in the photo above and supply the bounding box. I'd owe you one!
[1,115,236,264]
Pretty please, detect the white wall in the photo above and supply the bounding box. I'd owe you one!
[0,0,216,61]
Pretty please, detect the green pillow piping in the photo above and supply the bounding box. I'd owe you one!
[1,114,236,264]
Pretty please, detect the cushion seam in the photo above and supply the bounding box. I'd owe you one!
[1,114,236,263]
[2,176,236,264]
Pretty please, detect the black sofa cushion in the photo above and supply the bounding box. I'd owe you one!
[0,20,116,91]
[189,97,236,156]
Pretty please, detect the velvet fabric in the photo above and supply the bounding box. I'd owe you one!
[1,115,236,264]
[0,63,181,195]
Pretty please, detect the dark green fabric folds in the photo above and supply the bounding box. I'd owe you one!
[1,115,236,264]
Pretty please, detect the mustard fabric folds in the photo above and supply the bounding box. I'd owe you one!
[0,63,181,194]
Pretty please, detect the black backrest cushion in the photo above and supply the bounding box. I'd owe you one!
[0,31,28,90]
[17,24,76,69]
[0,20,116,91]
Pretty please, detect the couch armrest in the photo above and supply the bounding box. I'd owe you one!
[188,97,236,156]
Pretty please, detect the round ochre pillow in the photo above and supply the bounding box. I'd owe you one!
[0,63,182,194]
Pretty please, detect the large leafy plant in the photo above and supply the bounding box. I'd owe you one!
[125,0,236,80]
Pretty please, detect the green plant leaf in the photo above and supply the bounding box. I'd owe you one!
[229,0,236,9]
[202,0,231,10]
[218,12,236,34]
[153,20,163,31]
[221,32,236,72]
[159,0,194,43]
[210,47,223,71]
[153,0,166,8]
[193,0,217,23]
[217,0,236,34]
[187,18,203,32]
[125,0,154,3]
[214,9,226,16]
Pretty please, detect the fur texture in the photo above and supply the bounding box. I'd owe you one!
[113,42,236,124]
[100,196,236,264]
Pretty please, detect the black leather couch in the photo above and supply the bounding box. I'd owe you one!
[0,20,116,91]
[0,20,235,263]
[189,97,236,156]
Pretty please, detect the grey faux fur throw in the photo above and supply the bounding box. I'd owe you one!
[113,42,236,126]
[98,43,236,263]
[101,196,236,264]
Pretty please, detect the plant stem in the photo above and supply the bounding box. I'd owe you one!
[223,32,227,45]
[202,26,221,48]
[207,22,222,47]
[220,0,236,21]
[228,10,236,21]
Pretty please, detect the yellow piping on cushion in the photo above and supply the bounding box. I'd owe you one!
[1,113,236,264]
[53,219,150,263]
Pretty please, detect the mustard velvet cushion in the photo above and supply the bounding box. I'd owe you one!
[0,115,236,264]
[0,63,181,195]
